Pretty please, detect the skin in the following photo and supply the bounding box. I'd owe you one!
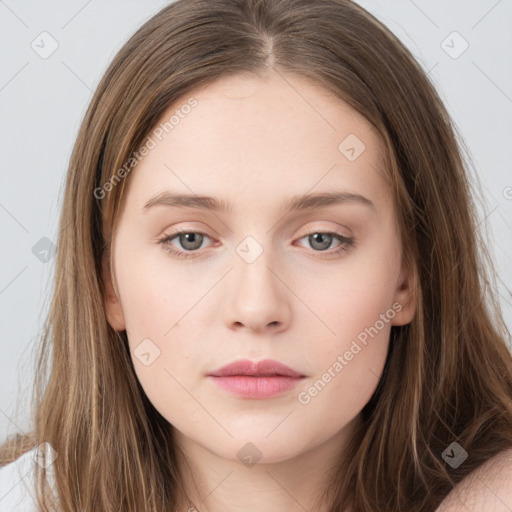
[103,69,417,512]
[437,448,512,511]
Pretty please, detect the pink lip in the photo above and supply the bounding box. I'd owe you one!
[207,359,306,399]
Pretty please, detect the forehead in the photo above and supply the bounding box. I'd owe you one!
[124,70,389,212]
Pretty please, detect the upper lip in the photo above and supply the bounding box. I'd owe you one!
[208,359,306,378]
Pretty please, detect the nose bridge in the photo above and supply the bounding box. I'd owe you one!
[233,233,280,299]
[224,233,291,331]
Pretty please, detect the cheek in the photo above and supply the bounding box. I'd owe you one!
[295,272,395,434]
[114,250,206,395]
[117,260,203,425]
[301,247,401,349]
[296,330,389,449]
[300,273,393,404]
[116,245,205,339]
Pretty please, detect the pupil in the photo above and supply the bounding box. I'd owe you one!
[311,233,331,251]
[182,233,202,250]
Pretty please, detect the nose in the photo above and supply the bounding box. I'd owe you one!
[223,244,292,333]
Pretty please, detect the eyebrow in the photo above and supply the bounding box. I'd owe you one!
[143,190,375,213]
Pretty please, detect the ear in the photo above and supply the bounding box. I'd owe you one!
[391,258,417,326]
[102,250,126,332]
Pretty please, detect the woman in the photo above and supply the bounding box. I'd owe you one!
[1,0,512,510]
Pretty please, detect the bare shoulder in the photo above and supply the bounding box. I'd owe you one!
[436,447,512,511]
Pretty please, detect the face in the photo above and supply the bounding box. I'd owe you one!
[103,70,416,465]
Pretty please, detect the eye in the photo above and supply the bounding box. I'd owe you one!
[294,230,355,258]
[158,230,214,259]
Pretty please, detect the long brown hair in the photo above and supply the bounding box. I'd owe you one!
[2,0,512,510]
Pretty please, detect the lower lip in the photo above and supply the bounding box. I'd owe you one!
[208,375,304,399]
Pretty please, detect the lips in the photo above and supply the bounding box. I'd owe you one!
[207,359,306,399]
[207,358,306,378]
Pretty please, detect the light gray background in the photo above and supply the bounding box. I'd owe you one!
[1,0,511,440]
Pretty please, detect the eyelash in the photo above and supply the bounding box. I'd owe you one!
[157,229,355,260]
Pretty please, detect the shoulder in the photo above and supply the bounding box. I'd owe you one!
[436,447,512,511]
[0,446,40,511]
